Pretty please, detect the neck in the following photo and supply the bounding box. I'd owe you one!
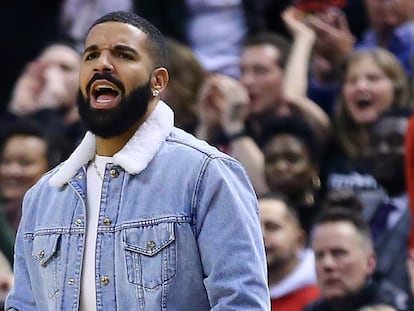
[268,255,299,286]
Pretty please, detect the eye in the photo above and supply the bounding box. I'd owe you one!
[84,52,99,61]
[118,52,134,60]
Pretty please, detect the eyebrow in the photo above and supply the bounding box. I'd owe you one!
[83,44,138,56]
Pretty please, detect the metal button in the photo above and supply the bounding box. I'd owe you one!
[147,241,156,251]
[103,218,112,226]
[75,218,82,226]
[68,278,75,285]
[38,250,45,259]
[110,169,119,178]
[100,276,110,285]
[76,175,83,180]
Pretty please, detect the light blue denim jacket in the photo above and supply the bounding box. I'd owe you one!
[6,102,270,310]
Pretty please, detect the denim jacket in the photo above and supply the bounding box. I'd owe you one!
[6,101,270,310]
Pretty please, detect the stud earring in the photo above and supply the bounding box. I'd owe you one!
[152,89,160,97]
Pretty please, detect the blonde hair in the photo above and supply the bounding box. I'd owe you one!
[334,48,411,159]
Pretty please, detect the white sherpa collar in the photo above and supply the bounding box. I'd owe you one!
[49,100,174,188]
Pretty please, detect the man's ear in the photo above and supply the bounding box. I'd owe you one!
[151,67,169,94]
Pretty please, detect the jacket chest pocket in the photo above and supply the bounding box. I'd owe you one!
[123,222,176,289]
[31,234,61,298]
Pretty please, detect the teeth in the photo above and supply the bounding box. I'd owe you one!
[96,85,116,91]
[96,98,112,103]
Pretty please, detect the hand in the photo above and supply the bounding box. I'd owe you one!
[197,74,249,134]
[305,8,355,81]
[8,60,48,115]
[282,7,315,43]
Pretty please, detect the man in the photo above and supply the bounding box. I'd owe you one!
[305,208,410,311]
[363,108,412,296]
[259,193,319,310]
[5,11,269,310]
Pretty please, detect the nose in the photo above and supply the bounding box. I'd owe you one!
[355,78,369,91]
[318,253,336,272]
[240,70,255,88]
[94,51,114,73]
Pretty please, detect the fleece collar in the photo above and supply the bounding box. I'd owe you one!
[49,100,174,188]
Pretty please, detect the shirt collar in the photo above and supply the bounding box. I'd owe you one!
[49,100,174,187]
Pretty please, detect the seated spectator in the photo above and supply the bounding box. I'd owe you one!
[324,48,410,195]
[261,116,323,234]
[259,193,319,310]
[3,42,85,150]
[305,0,414,113]
[0,120,70,266]
[305,208,410,311]
[162,38,206,134]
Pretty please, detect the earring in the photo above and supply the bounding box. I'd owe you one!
[312,174,321,190]
[152,89,160,97]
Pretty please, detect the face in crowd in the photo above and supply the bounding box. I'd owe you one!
[365,0,414,32]
[39,44,81,107]
[312,220,376,301]
[342,54,394,126]
[0,134,48,201]
[368,114,409,195]
[263,134,317,201]
[240,44,284,117]
[259,197,305,270]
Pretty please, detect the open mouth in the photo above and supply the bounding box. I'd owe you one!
[90,82,121,108]
[355,99,372,109]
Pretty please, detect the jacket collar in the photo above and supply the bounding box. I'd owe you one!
[49,100,174,188]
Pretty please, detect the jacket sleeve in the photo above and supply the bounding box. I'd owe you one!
[193,155,270,310]
[5,193,37,310]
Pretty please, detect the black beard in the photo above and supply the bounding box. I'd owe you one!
[77,73,151,138]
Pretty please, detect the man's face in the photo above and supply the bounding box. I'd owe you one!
[39,45,81,107]
[368,116,408,194]
[78,21,156,138]
[263,134,315,197]
[312,221,376,301]
[365,0,414,31]
[259,198,304,270]
[240,44,284,117]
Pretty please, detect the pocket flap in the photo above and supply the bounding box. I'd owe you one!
[123,222,175,256]
[32,234,60,265]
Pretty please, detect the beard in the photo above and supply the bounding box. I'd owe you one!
[77,72,152,138]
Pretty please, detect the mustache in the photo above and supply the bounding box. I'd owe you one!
[86,72,125,95]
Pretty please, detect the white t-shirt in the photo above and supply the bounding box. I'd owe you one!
[80,155,113,311]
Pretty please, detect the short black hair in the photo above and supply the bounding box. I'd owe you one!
[258,192,300,223]
[90,11,167,68]
[0,119,70,169]
[260,116,320,162]
[242,32,291,69]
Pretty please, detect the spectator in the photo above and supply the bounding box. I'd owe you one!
[0,120,70,265]
[305,208,410,311]
[325,48,410,196]
[162,38,206,134]
[363,108,412,296]
[3,42,85,149]
[259,193,319,310]
[261,116,323,234]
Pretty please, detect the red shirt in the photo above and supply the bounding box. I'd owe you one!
[271,285,320,311]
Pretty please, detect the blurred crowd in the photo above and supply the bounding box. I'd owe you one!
[1,0,414,310]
